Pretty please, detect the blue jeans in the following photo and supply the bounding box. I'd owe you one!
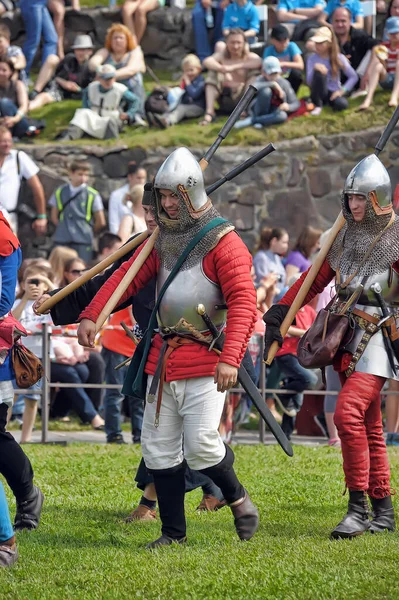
[0,481,13,542]
[12,378,42,419]
[50,362,98,424]
[192,0,224,61]
[20,0,58,76]
[102,347,143,442]
[0,99,30,139]
[275,353,318,438]
[252,87,288,128]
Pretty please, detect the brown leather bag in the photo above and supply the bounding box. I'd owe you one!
[297,309,354,369]
[12,343,44,389]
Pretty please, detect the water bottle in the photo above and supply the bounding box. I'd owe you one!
[205,7,214,29]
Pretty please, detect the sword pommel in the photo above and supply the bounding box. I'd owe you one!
[196,304,206,316]
[371,283,382,294]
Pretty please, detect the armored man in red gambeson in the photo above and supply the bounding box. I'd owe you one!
[77,148,259,549]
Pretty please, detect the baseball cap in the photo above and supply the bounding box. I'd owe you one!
[71,34,94,49]
[97,64,116,80]
[386,16,399,35]
[309,26,333,44]
[262,56,282,75]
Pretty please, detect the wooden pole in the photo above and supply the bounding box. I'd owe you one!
[265,211,346,365]
[36,229,150,314]
[95,228,159,333]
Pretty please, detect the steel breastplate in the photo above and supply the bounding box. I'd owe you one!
[337,268,399,308]
[156,262,226,335]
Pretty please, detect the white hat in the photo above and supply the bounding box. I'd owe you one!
[262,56,282,75]
[71,34,94,50]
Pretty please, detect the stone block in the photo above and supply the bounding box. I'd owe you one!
[308,168,332,197]
[287,157,303,187]
[266,186,321,238]
[221,203,254,231]
[237,184,263,206]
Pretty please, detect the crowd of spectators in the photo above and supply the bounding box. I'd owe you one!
[0,0,393,141]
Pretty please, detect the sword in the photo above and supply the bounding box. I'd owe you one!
[196,304,294,457]
[371,283,398,374]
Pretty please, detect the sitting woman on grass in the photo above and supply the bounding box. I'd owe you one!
[0,57,31,140]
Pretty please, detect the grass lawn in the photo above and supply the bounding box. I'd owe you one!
[29,87,395,150]
[1,443,399,600]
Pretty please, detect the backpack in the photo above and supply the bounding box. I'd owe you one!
[144,86,169,116]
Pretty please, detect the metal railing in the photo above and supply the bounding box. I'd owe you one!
[15,325,398,444]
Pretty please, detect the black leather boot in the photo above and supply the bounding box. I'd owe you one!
[14,485,44,530]
[330,490,370,539]
[370,496,395,533]
[146,462,187,549]
[230,491,259,541]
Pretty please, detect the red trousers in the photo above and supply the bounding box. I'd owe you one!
[334,372,391,499]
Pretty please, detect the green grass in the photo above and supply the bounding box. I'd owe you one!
[29,88,395,150]
[1,443,399,599]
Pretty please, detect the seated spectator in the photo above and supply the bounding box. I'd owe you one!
[359,17,399,109]
[200,28,262,125]
[108,162,147,234]
[277,0,325,40]
[29,35,94,111]
[88,23,146,115]
[285,224,322,280]
[331,7,380,92]
[383,0,399,40]
[0,25,27,86]
[0,1,15,18]
[234,56,300,129]
[19,0,58,78]
[117,183,146,243]
[122,0,161,46]
[306,26,358,115]
[58,65,139,141]
[222,0,260,43]
[150,54,205,128]
[12,264,55,443]
[321,0,364,29]
[192,0,225,62]
[49,160,105,262]
[263,24,304,93]
[253,226,289,296]
[48,245,78,287]
[0,58,31,140]
[96,232,122,263]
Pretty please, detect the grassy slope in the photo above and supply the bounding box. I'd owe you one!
[30,87,394,149]
[1,443,399,600]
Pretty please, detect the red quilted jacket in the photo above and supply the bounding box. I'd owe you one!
[80,231,257,381]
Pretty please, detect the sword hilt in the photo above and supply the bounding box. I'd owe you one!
[371,283,390,318]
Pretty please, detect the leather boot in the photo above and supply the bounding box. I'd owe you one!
[148,462,186,547]
[146,534,187,550]
[230,491,259,541]
[330,490,370,539]
[14,485,44,530]
[370,496,396,533]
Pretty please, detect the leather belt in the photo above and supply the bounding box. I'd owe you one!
[147,336,198,428]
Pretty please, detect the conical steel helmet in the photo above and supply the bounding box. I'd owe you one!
[154,147,209,216]
[343,154,392,215]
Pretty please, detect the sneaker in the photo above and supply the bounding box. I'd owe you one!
[273,394,297,418]
[146,534,187,550]
[153,113,169,129]
[314,413,328,438]
[0,544,18,567]
[133,113,148,127]
[14,485,44,530]
[196,494,227,512]
[234,116,252,130]
[107,433,126,444]
[124,504,157,522]
[253,123,263,129]
[310,106,322,116]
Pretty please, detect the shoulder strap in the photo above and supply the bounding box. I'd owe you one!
[16,150,21,179]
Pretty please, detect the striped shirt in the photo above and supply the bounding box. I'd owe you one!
[384,41,399,74]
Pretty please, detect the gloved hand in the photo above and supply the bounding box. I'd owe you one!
[263,304,290,362]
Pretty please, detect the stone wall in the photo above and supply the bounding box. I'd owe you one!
[17,126,399,255]
[5,6,195,70]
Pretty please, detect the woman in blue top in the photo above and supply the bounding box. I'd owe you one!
[253,226,289,302]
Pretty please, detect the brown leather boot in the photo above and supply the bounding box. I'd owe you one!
[124,504,157,523]
[0,543,18,567]
[196,494,227,512]
[230,491,259,541]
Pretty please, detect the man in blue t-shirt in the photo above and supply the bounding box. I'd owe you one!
[277,0,325,26]
[263,24,304,91]
[322,0,364,29]
[222,0,260,42]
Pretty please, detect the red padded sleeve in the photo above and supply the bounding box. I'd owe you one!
[279,259,335,307]
[79,240,159,322]
[203,231,257,368]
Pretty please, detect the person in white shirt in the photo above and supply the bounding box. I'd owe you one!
[0,127,47,234]
[108,161,146,234]
[117,183,146,243]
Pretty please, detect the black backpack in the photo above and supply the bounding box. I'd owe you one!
[144,86,169,116]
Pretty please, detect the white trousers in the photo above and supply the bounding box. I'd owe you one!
[141,376,226,471]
